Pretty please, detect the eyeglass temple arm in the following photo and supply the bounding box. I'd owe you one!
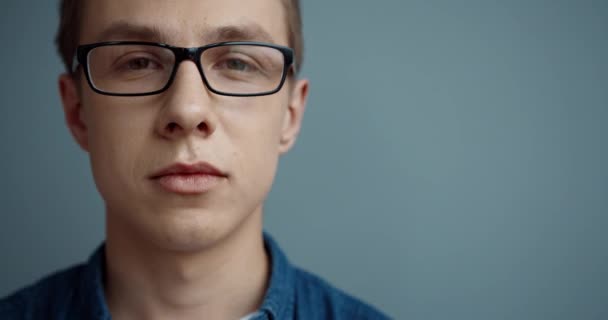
[71,53,80,74]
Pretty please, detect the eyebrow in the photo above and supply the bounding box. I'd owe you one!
[206,24,275,43]
[95,21,165,42]
[94,21,276,45]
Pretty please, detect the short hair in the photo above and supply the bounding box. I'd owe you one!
[55,0,304,75]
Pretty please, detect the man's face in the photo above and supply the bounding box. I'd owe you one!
[59,0,307,251]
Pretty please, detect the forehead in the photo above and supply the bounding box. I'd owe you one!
[80,0,288,46]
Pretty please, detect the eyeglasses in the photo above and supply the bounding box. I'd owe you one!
[72,41,296,97]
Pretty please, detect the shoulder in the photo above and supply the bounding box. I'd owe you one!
[293,267,391,320]
[0,264,85,320]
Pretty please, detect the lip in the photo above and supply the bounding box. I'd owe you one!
[150,162,227,195]
[150,162,226,179]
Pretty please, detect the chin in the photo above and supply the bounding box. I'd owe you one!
[106,196,259,253]
[145,206,240,253]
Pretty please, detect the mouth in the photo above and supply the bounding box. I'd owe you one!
[150,162,227,195]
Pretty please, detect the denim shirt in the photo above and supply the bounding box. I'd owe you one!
[0,233,390,319]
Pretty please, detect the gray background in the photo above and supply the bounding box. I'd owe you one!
[1,1,607,319]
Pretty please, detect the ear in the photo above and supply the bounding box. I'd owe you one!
[59,74,89,152]
[278,78,309,155]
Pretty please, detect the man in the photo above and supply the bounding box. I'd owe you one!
[0,0,389,319]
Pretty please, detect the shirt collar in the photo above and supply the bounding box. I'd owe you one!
[257,232,296,319]
[77,232,296,320]
[78,242,111,320]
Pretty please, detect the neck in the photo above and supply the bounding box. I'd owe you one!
[103,207,269,320]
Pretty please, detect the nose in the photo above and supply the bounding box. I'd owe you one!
[155,61,217,140]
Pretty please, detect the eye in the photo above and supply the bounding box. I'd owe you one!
[214,55,260,73]
[224,58,250,71]
[123,57,162,70]
[110,51,165,73]
[127,57,153,70]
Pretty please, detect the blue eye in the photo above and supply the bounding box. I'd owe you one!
[224,58,254,72]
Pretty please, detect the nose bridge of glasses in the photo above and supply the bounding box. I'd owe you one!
[172,47,202,65]
[169,46,207,85]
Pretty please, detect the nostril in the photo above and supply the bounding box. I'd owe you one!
[197,122,208,131]
[167,122,179,133]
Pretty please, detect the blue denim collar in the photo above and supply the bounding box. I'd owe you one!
[257,233,296,319]
[77,232,295,320]
[78,242,110,320]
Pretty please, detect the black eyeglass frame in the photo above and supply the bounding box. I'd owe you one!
[72,41,296,97]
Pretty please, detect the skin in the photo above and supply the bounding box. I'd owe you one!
[58,0,309,319]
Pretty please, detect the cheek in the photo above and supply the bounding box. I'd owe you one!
[230,127,280,212]
[84,99,154,204]
[223,98,286,200]
[239,125,280,175]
